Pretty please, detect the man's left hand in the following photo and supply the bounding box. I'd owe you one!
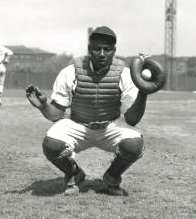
[130,56,166,94]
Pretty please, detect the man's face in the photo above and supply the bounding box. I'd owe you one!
[88,37,116,70]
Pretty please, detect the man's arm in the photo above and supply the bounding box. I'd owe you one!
[124,91,147,126]
[26,65,75,122]
[26,85,65,122]
[120,66,147,126]
[38,101,65,122]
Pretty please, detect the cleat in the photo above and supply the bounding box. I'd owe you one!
[64,175,79,195]
[64,184,80,196]
[101,172,128,196]
[95,180,128,196]
[64,168,86,195]
[102,185,128,196]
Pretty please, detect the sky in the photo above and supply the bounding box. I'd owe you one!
[0,0,195,57]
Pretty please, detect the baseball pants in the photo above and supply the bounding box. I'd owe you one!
[45,116,143,156]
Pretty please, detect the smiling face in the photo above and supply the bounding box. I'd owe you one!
[88,35,116,71]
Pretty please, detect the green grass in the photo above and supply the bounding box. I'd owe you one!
[0,89,196,218]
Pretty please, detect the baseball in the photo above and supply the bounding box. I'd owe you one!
[141,69,152,80]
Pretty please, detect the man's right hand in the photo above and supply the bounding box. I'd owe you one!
[26,84,47,109]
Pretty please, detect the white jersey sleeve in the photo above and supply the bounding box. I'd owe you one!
[51,64,138,112]
[119,66,139,114]
[51,64,75,107]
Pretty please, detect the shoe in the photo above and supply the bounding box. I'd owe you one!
[102,172,128,196]
[102,184,128,196]
[64,168,86,195]
[64,175,79,195]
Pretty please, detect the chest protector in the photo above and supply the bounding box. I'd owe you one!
[71,56,125,123]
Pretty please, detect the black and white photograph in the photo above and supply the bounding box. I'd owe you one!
[0,0,196,218]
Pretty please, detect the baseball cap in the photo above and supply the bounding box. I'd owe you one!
[89,26,117,44]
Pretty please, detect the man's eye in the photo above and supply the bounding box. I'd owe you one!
[93,48,101,52]
[105,48,112,52]
[92,47,113,54]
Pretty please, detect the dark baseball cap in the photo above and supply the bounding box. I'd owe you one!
[89,26,117,44]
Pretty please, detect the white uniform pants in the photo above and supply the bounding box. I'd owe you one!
[46,116,142,154]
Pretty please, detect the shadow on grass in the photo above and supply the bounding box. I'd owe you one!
[5,177,65,196]
[79,178,107,194]
[4,177,107,196]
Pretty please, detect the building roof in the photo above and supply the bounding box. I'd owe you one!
[5,45,55,55]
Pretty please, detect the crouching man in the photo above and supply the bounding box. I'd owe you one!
[26,26,154,196]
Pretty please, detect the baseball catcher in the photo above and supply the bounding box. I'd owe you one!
[26,26,166,196]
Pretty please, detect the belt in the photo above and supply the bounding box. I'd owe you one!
[83,121,110,130]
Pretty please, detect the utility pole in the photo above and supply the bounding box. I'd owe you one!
[164,0,177,90]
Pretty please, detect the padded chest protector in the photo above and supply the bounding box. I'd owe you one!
[71,56,125,123]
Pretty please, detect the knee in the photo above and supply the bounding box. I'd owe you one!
[118,136,144,161]
[42,136,72,161]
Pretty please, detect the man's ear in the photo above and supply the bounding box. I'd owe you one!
[111,46,116,56]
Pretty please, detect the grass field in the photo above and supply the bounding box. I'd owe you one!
[0,89,196,219]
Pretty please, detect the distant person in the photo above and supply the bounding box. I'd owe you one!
[26,26,165,196]
[0,46,13,106]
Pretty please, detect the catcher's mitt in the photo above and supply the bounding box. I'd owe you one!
[130,56,166,94]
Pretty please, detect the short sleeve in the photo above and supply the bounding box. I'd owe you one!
[119,66,139,114]
[51,64,75,107]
